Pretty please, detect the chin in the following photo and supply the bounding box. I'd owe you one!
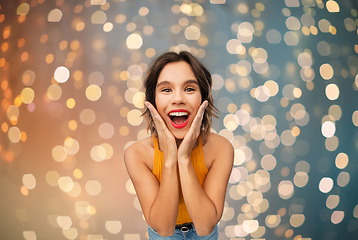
[171,129,188,140]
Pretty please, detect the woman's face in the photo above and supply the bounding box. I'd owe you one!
[155,61,202,139]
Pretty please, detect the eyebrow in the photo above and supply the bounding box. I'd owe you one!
[156,79,199,88]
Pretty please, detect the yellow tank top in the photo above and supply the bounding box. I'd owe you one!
[152,135,208,225]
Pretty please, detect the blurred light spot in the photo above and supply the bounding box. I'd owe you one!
[57,216,72,229]
[88,71,104,86]
[17,3,30,15]
[58,177,74,193]
[85,180,102,196]
[344,18,356,32]
[317,41,331,56]
[80,109,96,125]
[8,127,21,143]
[223,114,239,131]
[66,98,75,109]
[298,52,312,67]
[126,33,143,49]
[260,154,276,171]
[103,22,113,32]
[335,152,348,169]
[22,70,35,86]
[210,0,226,4]
[185,25,201,40]
[321,121,335,138]
[325,136,339,151]
[124,234,141,240]
[54,66,70,83]
[127,109,143,126]
[23,231,36,240]
[98,122,114,139]
[320,63,334,80]
[47,85,62,101]
[286,16,301,30]
[91,0,106,5]
[266,29,281,44]
[86,84,102,101]
[101,143,114,160]
[247,191,263,206]
[254,86,270,102]
[265,215,281,228]
[64,138,79,155]
[22,174,36,190]
[106,221,122,234]
[295,161,310,174]
[284,31,299,45]
[6,105,19,121]
[325,83,339,100]
[91,145,106,162]
[329,105,342,120]
[62,228,78,240]
[46,171,60,187]
[73,169,82,179]
[318,19,331,33]
[48,8,62,22]
[278,180,294,199]
[67,182,81,198]
[21,88,35,104]
[353,111,358,126]
[293,172,309,187]
[319,177,333,193]
[326,195,340,209]
[326,1,339,12]
[337,172,350,187]
[353,205,358,218]
[22,186,29,195]
[126,179,136,194]
[281,129,296,146]
[331,211,344,224]
[242,220,259,233]
[263,80,279,96]
[91,10,107,24]
[290,214,305,227]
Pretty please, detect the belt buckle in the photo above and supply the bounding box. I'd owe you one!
[181,226,189,232]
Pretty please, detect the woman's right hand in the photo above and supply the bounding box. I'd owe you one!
[145,101,178,164]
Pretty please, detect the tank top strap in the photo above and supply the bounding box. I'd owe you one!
[152,134,159,150]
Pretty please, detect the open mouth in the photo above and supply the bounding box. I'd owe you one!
[168,110,190,128]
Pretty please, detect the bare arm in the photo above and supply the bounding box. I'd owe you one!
[124,144,179,236]
[178,136,234,236]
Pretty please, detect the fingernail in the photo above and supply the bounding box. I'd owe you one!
[204,101,208,107]
[145,101,149,107]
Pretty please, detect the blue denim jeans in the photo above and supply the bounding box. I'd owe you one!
[148,223,218,240]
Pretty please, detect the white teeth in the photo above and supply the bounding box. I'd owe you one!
[169,112,188,116]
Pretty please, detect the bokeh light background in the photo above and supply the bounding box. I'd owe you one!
[1,0,358,239]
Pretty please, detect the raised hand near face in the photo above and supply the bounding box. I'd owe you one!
[145,101,178,163]
[177,100,208,161]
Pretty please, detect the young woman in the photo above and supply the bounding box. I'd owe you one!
[124,51,234,239]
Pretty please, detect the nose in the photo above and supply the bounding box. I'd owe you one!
[171,90,185,105]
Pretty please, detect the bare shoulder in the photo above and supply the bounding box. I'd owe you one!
[204,132,234,153]
[124,136,154,171]
[203,132,234,169]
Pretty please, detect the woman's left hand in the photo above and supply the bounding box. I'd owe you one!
[177,100,208,161]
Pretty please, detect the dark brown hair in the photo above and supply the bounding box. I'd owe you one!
[143,51,218,140]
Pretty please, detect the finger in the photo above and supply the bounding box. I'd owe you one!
[145,101,170,135]
[185,100,208,138]
[192,100,208,129]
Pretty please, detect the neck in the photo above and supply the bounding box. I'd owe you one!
[175,138,183,148]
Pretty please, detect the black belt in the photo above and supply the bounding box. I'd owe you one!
[175,222,193,232]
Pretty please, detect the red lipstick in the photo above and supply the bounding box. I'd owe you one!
[168,109,190,129]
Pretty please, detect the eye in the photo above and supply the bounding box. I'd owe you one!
[161,88,171,93]
[185,87,196,92]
